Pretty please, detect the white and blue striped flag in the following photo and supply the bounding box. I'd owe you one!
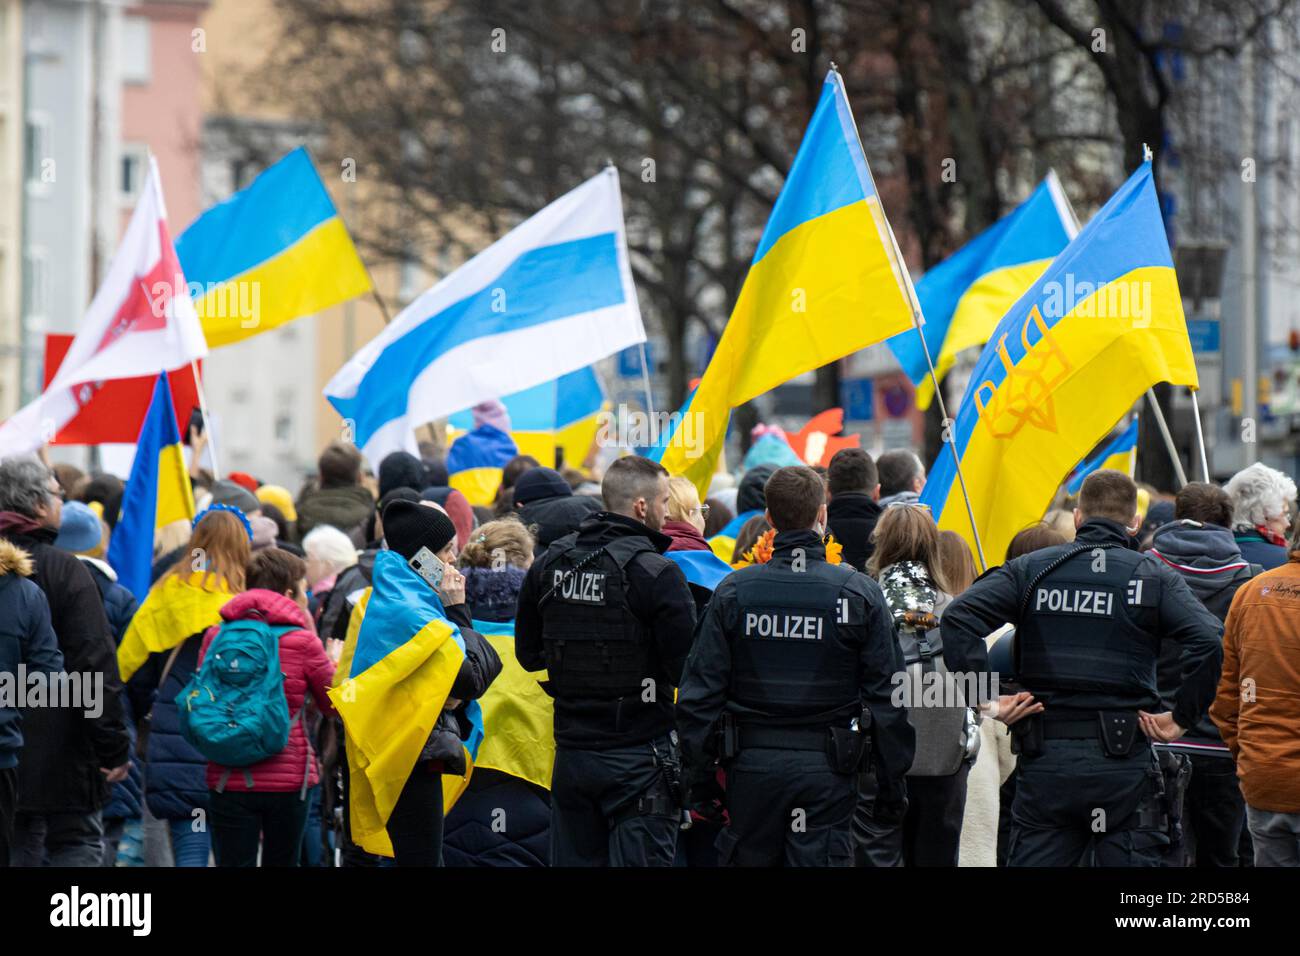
[325,168,645,464]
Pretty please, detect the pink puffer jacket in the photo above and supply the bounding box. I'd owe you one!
[197,590,337,793]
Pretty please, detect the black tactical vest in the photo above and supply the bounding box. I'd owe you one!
[1015,544,1162,694]
[538,536,656,699]
[730,562,861,714]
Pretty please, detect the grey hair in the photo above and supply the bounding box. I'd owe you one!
[0,457,56,519]
[1224,463,1297,531]
[302,524,359,574]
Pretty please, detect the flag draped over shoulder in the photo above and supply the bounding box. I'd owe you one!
[0,158,207,459]
[1066,417,1139,495]
[176,147,371,348]
[469,620,555,792]
[657,70,915,497]
[921,162,1198,562]
[106,373,196,601]
[117,572,233,684]
[325,168,645,466]
[328,552,484,857]
[448,366,607,472]
[887,172,1076,409]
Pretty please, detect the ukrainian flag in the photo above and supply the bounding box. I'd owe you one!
[1066,416,1139,495]
[920,162,1198,562]
[657,70,914,497]
[448,366,607,475]
[470,620,555,791]
[887,172,1076,409]
[329,551,484,857]
[176,147,372,348]
[445,424,520,506]
[106,373,195,602]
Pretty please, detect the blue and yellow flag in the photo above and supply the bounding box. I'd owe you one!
[448,366,607,474]
[445,424,519,507]
[658,70,914,497]
[887,173,1076,409]
[1066,416,1139,495]
[470,620,555,791]
[665,550,734,592]
[921,162,1197,562]
[328,551,484,857]
[106,373,195,602]
[176,147,372,348]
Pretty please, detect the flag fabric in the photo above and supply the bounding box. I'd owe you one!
[41,334,202,445]
[656,70,915,497]
[325,168,645,466]
[328,551,485,857]
[447,366,607,471]
[175,147,372,348]
[0,157,207,459]
[920,162,1198,562]
[106,374,196,600]
[469,619,555,791]
[117,572,233,684]
[1066,417,1139,495]
[887,173,1076,409]
[665,549,734,593]
[445,425,520,507]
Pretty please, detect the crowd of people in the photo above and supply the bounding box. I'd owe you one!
[1,427,1298,868]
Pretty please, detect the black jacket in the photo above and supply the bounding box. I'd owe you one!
[675,529,915,787]
[515,512,697,749]
[942,517,1223,730]
[0,538,63,768]
[321,548,378,643]
[518,494,602,556]
[1147,520,1258,748]
[826,491,882,573]
[0,517,131,813]
[417,602,502,772]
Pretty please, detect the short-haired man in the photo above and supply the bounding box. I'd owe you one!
[296,442,376,542]
[942,470,1223,866]
[515,455,697,865]
[0,458,130,866]
[825,448,881,572]
[1145,482,1258,865]
[876,449,926,508]
[676,465,915,866]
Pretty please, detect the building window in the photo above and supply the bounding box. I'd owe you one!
[121,16,152,85]
[120,145,148,203]
[23,247,48,320]
[24,114,50,188]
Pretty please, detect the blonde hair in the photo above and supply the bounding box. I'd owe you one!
[867,505,949,593]
[936,531,977,596]
[666,476,701,523]
[165,510,250,593]
[1042,508,1077,541]
[459,518,535,570]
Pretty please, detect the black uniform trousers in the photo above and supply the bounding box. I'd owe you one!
[1008,738,1169,867]
[1182,752,1246,867]
[550,736,678,866]
[717,748,856,867]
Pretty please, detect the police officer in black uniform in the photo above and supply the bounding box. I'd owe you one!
[515,455,696,866]
[676,465,915,866]
[941,470,1223,866]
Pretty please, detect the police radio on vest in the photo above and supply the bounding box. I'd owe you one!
[553,569,607,603]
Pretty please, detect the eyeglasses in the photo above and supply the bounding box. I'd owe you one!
[695,504,711,519]
[886,501,931,515]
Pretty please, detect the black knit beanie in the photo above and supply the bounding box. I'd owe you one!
[382,499,457,560]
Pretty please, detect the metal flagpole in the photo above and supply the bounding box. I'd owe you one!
[1191,390,1211,481]
[828,63,988,570]
[638,341,656,421]
[1144,390,1188,488]
[190,359,221,478]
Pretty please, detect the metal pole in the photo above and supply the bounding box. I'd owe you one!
[1144,389,1188,488]
[638,341,656,421]
[191,360,221,478]
[1191,390,1211,482]
[826,67,989,570]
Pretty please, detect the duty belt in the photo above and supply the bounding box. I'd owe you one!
[1041,710,1140,740]
[739,725,828,752]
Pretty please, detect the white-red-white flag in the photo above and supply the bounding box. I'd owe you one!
[0,157,208,458]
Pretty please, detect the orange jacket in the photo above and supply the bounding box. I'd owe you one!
[1210,553,1300,813]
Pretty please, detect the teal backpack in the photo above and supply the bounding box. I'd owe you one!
[176,618,298,781]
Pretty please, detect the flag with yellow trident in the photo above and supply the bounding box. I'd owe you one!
[919,161,1198,562]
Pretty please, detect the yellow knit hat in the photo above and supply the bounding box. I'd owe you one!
[255,484,297,523]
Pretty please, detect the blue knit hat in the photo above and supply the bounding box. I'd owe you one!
[55,501,103,553]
